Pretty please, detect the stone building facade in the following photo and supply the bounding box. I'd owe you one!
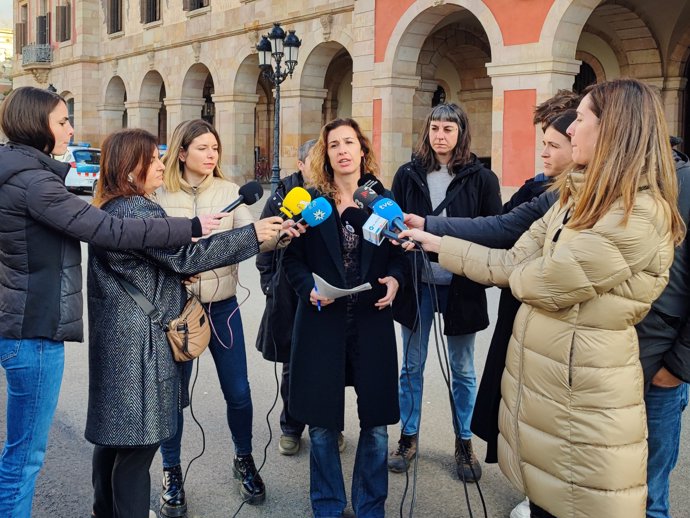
[10,0,690,189]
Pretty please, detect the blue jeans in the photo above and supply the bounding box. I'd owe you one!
[0,337,64,518]
[161,296,254,466]
[646,382,689,518]
[399,284,477,439]
[309,426,388,518]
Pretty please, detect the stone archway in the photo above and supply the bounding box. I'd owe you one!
[136,70,166,141]
[99,76,127,139]
[375,1,499,181]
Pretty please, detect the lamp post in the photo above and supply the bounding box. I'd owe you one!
[257,22,301,193]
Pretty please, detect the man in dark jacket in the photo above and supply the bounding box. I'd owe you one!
[413,144,690,518]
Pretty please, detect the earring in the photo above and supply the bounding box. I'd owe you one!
[127,174,133,182]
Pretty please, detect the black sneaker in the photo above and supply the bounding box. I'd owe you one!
[455,437,482,482]
[233,454,266,505]
[160,465,187,517]
[387,433,417,473]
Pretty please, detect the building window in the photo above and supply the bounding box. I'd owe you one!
[108,0,122,34]
[432,85,446,107]
[56,2,71,42]
[15,4,28,54]
[183,0,209,11]
[574,62,597,94]
[141,0,160,24]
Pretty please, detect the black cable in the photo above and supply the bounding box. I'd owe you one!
[419,247,488,518]
[229,228,286,518]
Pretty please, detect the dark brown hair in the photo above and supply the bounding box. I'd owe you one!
[533,89,581,130]
[415,103,471,173]
[0,86,65,154]
[93,129,158,208]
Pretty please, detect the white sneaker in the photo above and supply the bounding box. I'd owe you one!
[510,498,530,518]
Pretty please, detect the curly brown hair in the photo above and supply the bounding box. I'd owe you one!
[308,118,380,202]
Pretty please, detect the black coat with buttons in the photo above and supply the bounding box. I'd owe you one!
[391,155,502,335]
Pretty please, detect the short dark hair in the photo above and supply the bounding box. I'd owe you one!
[0,86,65,154]
[93,129,158,208]
[415,103,472,172]
[533,90,581,130]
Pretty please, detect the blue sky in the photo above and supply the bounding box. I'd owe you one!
[0,3,12,30]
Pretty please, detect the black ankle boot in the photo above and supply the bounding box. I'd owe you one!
[160,465,187,517]
[232,454,266,505]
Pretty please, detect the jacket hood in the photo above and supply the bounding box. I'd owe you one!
[0,143,70,187]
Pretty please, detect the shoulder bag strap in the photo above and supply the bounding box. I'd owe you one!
[431,176,467,216]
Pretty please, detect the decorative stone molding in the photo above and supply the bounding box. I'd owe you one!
[320,14,333,41]
[30,67,50,84]
[192,41,201,63]
[248,31,259,53]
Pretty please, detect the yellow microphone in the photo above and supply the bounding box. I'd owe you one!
[279,186,311,219]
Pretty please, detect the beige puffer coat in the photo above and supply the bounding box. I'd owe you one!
[155,175,256,303]
[438,172,674,518]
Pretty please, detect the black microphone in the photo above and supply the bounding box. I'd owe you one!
[341,207,369,237]
[357,173,386,195]
[353,186,383,212]
[220,181,264,213]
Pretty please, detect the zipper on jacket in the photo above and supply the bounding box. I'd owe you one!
[568,331,576,388]
[192,186,198,216]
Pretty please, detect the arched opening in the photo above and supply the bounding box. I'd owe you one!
[573,61,597,93]
[254,74,273,182]
[103,76,127,136]
[413,11,492,166]
[181,63,214,125]
[158,84,167,145]
[322,49,353,125]
[139,70,166,142]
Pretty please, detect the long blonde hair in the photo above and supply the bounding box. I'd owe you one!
[562,79,684,245]
[162,119,224,192]
[308,118,380,202]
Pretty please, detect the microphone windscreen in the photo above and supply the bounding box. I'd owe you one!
[280,186,311,218]
[340,207,369,237]
[301,197,333,227]
[238,181,264,206]
[353,186,380,210]
[357,173,386,195]
[372,197,405,224]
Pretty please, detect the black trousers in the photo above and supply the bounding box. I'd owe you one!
[280,361,305,437]
[92,444,159,518]
[530,501,558,518]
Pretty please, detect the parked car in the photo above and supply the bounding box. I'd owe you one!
[58,145,101,193]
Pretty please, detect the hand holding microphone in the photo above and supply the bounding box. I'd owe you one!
[253,216,284,243]
[197,212,233,237]
[397,228,441,252]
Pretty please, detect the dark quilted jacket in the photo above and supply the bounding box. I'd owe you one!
[85,196,259,447]
[0,143,195,342]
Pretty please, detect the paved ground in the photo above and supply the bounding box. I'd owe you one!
[1,192,689,517]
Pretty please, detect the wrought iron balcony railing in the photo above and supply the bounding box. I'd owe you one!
[22,44,53,66]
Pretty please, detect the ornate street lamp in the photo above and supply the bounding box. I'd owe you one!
[257,22,301,193]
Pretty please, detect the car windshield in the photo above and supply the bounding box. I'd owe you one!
[73,150,101,165]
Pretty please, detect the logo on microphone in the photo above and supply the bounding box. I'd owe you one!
[312,209,327,221]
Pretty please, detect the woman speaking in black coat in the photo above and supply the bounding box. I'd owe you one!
[282,118,407,518]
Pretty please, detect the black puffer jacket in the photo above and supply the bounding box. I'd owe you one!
[391,155,502,335]
[255,172,304,362]
[0,143,195,342]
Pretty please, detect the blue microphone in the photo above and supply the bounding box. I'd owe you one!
[371,197,407,232]
[296,197,333,227]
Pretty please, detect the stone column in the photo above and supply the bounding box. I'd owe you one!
[163,97,205,137]
[486,58,580,190]
[123,101,162,135]
[96,103,126,143]
[662,76,687,139]
[212,93,259,184]
[373,73,419,186]
[279,86,328,173]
